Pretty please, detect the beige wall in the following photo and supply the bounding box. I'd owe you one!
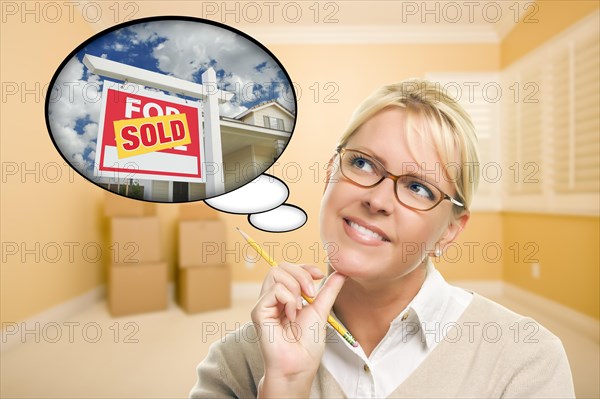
[434,213,503,280]
[502,213,600,319]
[1,12,102,324]
[1,2,598,325]
[501,0,599,67]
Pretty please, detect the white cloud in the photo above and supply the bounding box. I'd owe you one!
[112,43,129,52]
[83,123,98,145]
[219,102,248,118]
[274,84,296,114]
[48,57,102,174]
[72,153,85,167]
[127,21,289,106]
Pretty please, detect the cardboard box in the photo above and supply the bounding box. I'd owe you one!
[111,217,162,264]
[179,202,220,220]
[104,191,156,217]
[179,220,226,267]
[108,262,168,316]
[177,264,231,313]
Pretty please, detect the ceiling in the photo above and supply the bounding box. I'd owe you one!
[86,0,528,44]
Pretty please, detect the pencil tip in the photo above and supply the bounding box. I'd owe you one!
[236,227,248,240]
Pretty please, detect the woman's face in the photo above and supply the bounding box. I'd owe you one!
[320,106,468,283]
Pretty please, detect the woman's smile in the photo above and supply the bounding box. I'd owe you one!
[342,216,391,245]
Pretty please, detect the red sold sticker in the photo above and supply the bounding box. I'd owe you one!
[114,113,191,158]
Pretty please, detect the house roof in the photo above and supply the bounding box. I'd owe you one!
[234,100,295,120]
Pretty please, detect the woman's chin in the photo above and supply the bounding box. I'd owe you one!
[328,255,380,279]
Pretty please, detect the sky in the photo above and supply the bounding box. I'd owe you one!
[47,19,296,177]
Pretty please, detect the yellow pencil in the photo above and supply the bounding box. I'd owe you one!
[236,227,358,348]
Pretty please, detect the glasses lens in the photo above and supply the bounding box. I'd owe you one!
[340,150,383,186]
[396,175,442,210]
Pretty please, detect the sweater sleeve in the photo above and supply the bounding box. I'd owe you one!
[501,334,575,399]
[189,323,264,399]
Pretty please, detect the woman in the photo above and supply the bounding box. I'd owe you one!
[190,79,575,398]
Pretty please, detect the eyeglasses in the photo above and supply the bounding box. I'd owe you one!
[336,147,464,211]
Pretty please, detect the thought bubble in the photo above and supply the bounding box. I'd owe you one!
[248,205,308,232]
[45,16,296,203]
[205,174,289,214]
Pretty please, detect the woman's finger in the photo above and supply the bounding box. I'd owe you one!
[260,267,302,299]
[278,263,324,298]
[253,282,298,323]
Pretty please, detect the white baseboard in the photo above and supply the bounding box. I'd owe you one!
[1,286,105,353]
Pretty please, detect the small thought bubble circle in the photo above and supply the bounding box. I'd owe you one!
[248,204,307,232]
[205,174,289,214]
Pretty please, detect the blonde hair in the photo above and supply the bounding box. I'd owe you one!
[337,79,480,212]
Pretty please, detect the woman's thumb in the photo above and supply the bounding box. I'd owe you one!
[311,272,347,319]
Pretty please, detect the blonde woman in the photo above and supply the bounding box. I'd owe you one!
[191,80,575,398]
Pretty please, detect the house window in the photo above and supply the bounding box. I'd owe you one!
[264,115,284,130]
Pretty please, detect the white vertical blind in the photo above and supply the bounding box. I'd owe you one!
[503,11,599,214]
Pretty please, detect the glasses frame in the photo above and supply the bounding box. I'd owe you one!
[336,147,465,211]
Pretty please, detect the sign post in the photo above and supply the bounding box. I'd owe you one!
[201,67,225,196]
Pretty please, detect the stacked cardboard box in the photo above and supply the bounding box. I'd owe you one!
[177,202,231,313]
[105,192,168,316]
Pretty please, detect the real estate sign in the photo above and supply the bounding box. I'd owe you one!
[94,81,204,182]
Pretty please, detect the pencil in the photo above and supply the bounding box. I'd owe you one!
[236,227,359,348]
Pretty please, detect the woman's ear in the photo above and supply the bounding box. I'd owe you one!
[437,211,470,251]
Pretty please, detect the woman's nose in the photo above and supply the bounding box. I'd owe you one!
[362,176,396,215]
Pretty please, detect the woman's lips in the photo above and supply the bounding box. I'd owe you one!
[343,217,390,246]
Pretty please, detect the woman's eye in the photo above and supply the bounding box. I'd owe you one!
[351,157,375,173]
[407,181,434,199]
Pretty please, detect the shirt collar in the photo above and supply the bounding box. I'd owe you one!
[391,259,452,348]
[326,259,453,351]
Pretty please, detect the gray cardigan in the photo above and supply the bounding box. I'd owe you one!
[190,292,575,398]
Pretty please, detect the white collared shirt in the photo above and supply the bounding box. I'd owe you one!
[321,260,473,398]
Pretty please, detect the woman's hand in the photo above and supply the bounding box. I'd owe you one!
[250,263,347,397]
